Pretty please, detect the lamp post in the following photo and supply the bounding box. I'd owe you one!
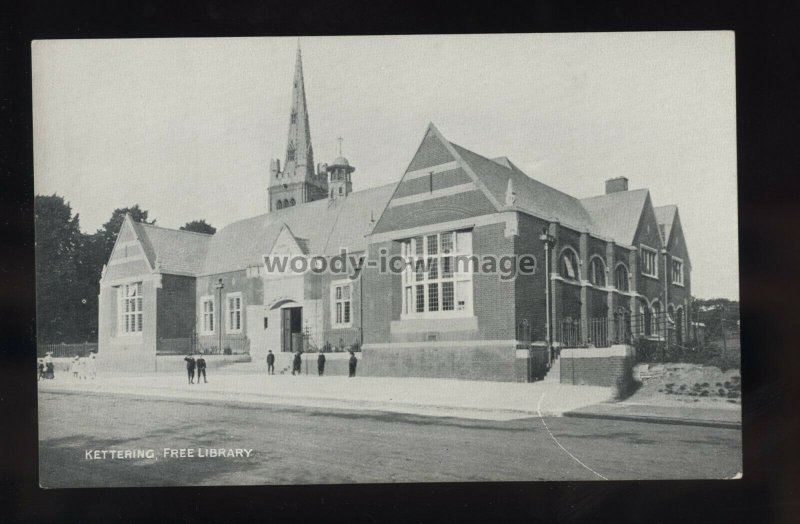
[215,278,224,353]
[540,229,556,364]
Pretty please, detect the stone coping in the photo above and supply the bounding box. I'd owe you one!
[560,345,635,359]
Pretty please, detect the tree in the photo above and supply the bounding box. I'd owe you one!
[34,199,157,343]
[180,219,216,235]
[94,205,156,258]
[34,195,83,342]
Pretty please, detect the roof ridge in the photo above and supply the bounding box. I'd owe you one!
[451,140,592,208]
[139,222,214,237]
[581,188,649,201]
[449,142,512,173]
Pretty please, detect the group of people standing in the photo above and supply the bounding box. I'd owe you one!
[183,354,207,384]
[37,351,97,380]
[266,349,358,377]
[69,353,97,380]
[37,352,55,380]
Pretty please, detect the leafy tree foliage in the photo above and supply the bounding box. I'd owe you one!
[34,195,83,342]
[35,198,157,343]
[180,219,216,235]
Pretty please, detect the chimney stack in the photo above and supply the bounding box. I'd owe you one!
[605,176,628,194]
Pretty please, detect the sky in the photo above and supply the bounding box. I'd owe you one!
[32,33,738,299]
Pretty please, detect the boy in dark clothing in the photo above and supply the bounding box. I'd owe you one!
[184,355,196,384]
[266,350,275,374]
[317,352,326,376]
[292,352,302,375]
[348,351,358,377]
[196,356,207,383]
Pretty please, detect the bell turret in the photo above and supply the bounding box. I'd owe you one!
[326,137,355,200]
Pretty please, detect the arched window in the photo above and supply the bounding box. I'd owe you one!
[283,199,289,208]
[559,248,579,281]
[276,200,283,210]
[615,264,629,291]
[588,257,606,286]
[289,198,296,207]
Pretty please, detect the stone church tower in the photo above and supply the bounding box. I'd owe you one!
[268,46,329,211]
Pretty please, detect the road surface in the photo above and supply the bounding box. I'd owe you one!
[38,392,741,487]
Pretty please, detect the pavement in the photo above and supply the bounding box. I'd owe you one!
[38,364,613,421]
[38,363,742,427]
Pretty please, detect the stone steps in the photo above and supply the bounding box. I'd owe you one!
[543,356,560,382]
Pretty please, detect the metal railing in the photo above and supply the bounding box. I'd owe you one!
[555,311,684,349]
[558,318,581,348]
[587,318,609,347]
[306,327,362,353]
[157,336,250,355]
[38,342,98,358]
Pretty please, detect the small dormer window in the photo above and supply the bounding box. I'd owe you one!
[290,111,297,124]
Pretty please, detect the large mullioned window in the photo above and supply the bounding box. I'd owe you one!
[671,257,684,286]
[118,282,143,334]
[226,293,242,333]
[401,230,473,318]
[640,245,658,278]
[332,282,352,327]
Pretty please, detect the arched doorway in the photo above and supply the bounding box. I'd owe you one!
[269,299,303,353]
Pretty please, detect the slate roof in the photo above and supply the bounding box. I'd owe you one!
[580,188,651,246]
[133,222,212,275]
[124,123,678,278]
[654,205,678,245]
[200,183,395,275]
[450,142,600,234]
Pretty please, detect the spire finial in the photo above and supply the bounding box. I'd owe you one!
[337,136,343,156]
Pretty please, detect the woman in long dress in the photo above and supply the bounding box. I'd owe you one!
[87,353,97,379]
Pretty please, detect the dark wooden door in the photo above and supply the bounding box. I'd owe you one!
[282,308,292,352]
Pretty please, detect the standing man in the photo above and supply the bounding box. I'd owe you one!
[292,351,302,376]
[184,354,196,384]
[266,350,275,375]
[196,355,207,383]
[317,352,326,376]
[348,351,358,378]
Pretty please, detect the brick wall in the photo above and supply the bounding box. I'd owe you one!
[156,274,196,341]
[362,342,519,382]
[559,346,636,394]
[473,222,517,339]
[514,213,549,342]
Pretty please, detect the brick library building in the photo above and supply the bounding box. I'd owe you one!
[97,48,691,382]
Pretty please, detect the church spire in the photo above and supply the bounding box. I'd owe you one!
[284,44,314,180]
[268,45,328,212]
